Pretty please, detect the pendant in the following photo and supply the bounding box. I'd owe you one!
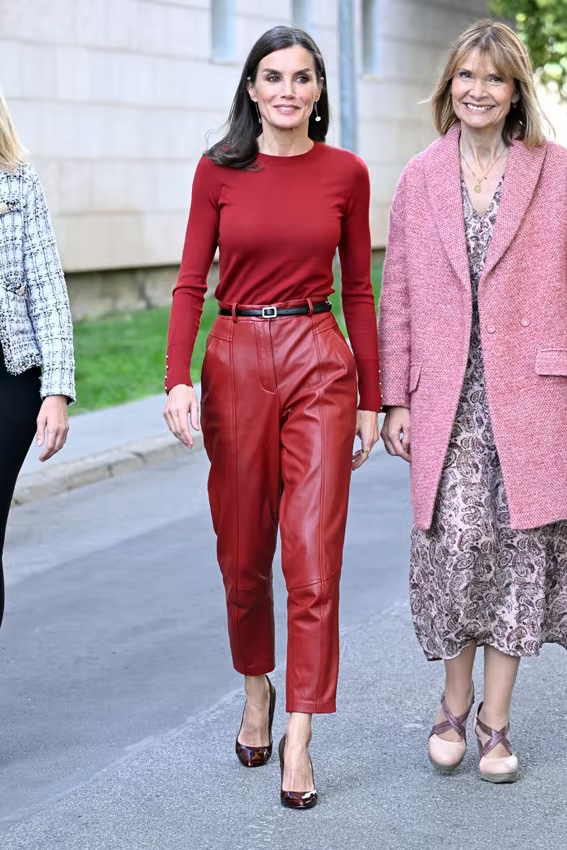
[474,182,483,193]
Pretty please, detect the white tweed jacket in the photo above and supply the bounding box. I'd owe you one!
[0,162,75,400]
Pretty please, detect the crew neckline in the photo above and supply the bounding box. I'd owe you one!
[256,141,322,163]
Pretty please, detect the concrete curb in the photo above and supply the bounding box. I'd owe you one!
[13,432,205,506]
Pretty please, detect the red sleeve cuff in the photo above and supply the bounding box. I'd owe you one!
[356,358,382,411]
[165,347,193,393]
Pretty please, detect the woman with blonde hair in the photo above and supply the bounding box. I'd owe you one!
[0,93,75,625]
[379,19,567,783]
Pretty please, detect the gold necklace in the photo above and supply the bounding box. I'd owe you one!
[460,146,507,193]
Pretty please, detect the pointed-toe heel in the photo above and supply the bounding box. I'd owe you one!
[428,689,475,773]
[235,675,276,768]
[278,735,318,810]
[473,702,519,784]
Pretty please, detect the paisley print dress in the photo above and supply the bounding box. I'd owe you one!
[410,177,567,661]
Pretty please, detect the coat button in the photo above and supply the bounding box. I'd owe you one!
[520,317,530,327]
[486,324,496,334]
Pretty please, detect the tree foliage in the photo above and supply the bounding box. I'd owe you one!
[490,0,567,98]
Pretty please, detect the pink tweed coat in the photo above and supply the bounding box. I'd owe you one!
[378,123,567,531]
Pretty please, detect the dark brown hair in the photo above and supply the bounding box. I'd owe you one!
[207,26,328,169]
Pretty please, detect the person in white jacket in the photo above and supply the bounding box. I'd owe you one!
[0,92,75,626]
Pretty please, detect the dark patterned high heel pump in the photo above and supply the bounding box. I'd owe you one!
[278,735,318,809]
[235,675,276,767]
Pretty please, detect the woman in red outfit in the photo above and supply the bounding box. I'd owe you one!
[164,26,380,808]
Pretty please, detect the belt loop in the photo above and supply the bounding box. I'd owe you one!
[231,303,238,323]
[306,297,314,315]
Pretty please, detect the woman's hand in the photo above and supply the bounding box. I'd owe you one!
[352,409,379,471]
[163,384,200,448]
[381,406,411,462]
[37,395,69,461]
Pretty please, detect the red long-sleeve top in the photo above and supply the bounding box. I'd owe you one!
[166,142,381,411]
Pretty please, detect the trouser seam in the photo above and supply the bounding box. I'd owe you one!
[286,568,341,591]
[313,323,326,712]
[229,336,246,671]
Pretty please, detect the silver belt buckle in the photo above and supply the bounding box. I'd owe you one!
[261,305,278,319]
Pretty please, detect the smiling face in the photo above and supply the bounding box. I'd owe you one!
[247,45,322,133]
[451,49,517,133]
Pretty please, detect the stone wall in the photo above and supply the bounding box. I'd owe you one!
[0,0,496,316]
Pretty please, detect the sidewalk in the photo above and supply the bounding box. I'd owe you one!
[3,600,564,849]
[14,388,202,505]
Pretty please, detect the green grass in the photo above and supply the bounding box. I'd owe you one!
[329,253,383,333]
[372,252,384,301]
[72,256,384,414]
[72,296,218,414]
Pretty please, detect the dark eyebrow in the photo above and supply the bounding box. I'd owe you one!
[261,67,313,75]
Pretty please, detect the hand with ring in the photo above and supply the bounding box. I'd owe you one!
[352,410,379,471]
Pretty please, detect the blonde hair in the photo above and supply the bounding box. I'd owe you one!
[431,19,550,146]
[0,92,26,170]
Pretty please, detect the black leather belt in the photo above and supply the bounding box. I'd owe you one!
[218,300,332,318]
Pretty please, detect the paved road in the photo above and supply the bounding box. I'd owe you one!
[1,448,565,849]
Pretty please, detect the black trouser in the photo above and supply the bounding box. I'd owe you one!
[0,348,41,627]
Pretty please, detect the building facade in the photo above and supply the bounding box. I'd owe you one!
[0,0,518,316]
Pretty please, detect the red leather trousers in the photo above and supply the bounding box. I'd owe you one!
[201,306,357,713]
